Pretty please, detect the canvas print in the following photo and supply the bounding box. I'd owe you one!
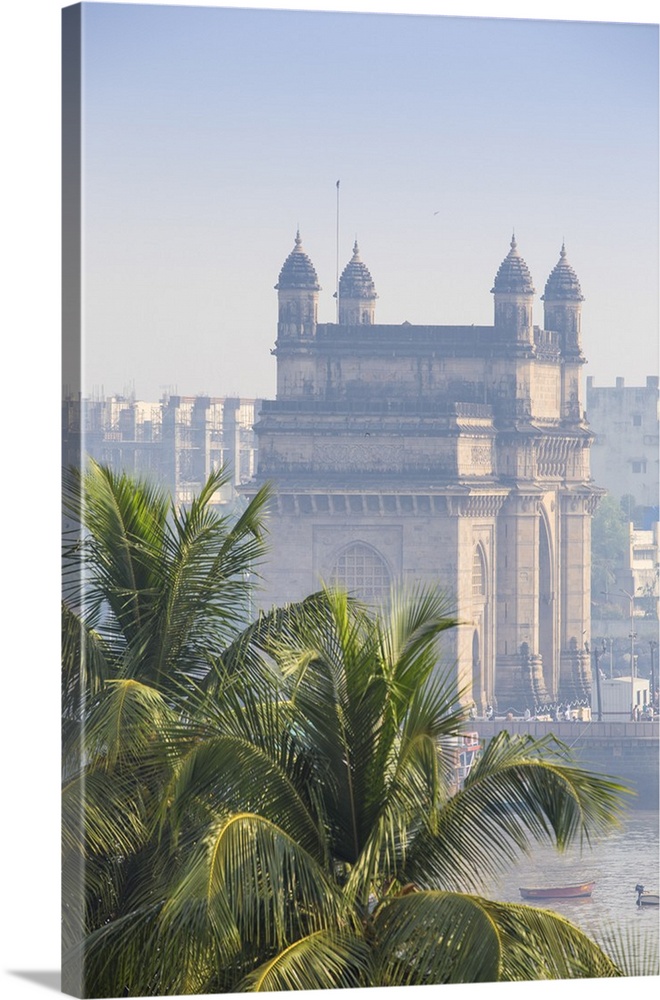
[61,2,660,997]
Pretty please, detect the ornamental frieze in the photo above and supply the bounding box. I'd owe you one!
[559,491,602,515]
[445,494,507,518]
[470,444,492,467]
[534,436,583,478]
[270,491,508,518]
[501,493,543,515]
[311,437,405,471]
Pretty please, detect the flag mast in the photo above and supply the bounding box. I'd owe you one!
[335,179,340,323]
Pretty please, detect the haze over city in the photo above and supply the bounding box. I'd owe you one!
[76,1,659,402]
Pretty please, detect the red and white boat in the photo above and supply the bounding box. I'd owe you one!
[519,881,595,900]
[447,731,481,787]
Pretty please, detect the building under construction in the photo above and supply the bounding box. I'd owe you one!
[62,392,262,508]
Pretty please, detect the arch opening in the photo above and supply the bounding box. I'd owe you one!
[538,514,554,698]
[471,544,488,711]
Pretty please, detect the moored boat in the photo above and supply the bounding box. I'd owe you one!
[519,881,595,900]
[446,731,481,788]
[635,884,659,906]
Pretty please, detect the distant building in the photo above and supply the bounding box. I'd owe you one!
[586,375,659,621]
[586,375,659,517]
[246,232,600,711]
[62,393,262,508]
[591,676,651,721]
[626,524,659,620]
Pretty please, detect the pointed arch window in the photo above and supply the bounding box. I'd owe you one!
[330,542,391,601]
[473,546,487,599]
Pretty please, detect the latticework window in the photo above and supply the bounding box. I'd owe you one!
[330,543,391,601]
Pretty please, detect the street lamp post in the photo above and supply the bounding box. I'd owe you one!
[592,640,605,722]
[650,640,658,712]
[598,594,615,678]
[619,589,637,720]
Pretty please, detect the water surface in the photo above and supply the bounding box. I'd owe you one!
[483,808,659,946]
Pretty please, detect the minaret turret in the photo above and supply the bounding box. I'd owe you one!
[275,230,321,340]
[337,240,377,325]
[491,235,535,346]
[542,243,584,356]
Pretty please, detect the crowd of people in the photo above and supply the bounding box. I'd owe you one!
[469,697,657,723]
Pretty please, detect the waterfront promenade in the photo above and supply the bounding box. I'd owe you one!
[470,718,659,809]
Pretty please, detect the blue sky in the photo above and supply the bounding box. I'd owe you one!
[75,2,659,400]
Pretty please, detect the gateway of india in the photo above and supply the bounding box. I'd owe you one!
[246,231,600,713]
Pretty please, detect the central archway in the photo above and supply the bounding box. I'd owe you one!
[471,544,488,711]
[538,513,555,698]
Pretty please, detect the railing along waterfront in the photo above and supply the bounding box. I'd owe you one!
[469,718,659,809]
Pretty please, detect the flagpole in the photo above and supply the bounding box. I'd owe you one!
[335,179,340,323]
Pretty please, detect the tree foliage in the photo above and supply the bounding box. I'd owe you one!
[63,463,640,996]
[591,492,630,604]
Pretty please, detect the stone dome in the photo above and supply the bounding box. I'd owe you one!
[275,231,321,290]
[338,241,377,300]
[491,235,535,295]
[542,243,584,301]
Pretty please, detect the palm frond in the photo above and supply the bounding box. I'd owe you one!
[404,730,630,892]
[163,731,326,859]
[61,601,111,757]
[486,898,623,980]
[596,919,660,978]
[239,929,372,991]
[62,766,149,860]
[372,890,622,985]
[373,889,505,984]
[376,582,459,720]
[161,811,345,957]
[81,677,174,771]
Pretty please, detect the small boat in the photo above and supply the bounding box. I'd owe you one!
[519,881,595,900]
[635,884,659,907]
[445,732,481,790]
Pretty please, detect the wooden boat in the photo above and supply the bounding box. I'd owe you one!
[519,881,595,900]
[635,884,659,906]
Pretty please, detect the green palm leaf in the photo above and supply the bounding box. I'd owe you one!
[63,460,272,694]
[240,929,372,991]
[596,920,660,978]
[373,890,621,985]
[404,730,629,892]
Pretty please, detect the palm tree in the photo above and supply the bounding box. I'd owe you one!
[62,459,272,702]
[68,573,631,995]
[61,460,273,992]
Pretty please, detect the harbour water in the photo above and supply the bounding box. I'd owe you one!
[483,808,659,955]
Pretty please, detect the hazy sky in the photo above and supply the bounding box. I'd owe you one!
[76,3,659,401]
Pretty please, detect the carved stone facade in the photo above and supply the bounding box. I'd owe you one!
[245,234,600,712]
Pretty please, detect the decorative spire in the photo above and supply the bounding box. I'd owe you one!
[542,243,583,302]
[275,230,321,290]
[339,241,377,300]
[491,234,535,295]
